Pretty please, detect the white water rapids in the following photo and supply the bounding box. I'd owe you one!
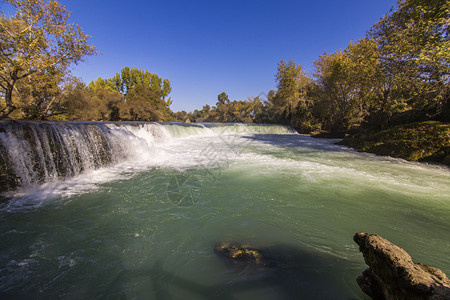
[0,121,448,299]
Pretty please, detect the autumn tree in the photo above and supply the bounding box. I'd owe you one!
[368,0,450,122]
[314,49,369,131]
[0,0,97,117]
[230,99,257,123]
[12,66,66,119]
[263,59,316,131]
[273,60,304,120]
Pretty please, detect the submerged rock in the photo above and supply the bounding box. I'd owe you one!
[214,242,267,266]
[213,241,355,298]
[353,232,450,300]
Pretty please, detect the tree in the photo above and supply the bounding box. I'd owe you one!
[214,92,231,122]
[217,92,230,105]
[86,67,174,122]
[162,78,172,105]
[90,89,122,121]
[60,79,97,120]
[273,60,308,119]
[0,0,97,117]
[173,110,188,122]
[89,67,173,107]
[12,66,66,119]
[228,99,256,123]
[314,50,365,131]
[266,59,315,131]
[88,77,117,93]
[119,85,172,121]
[250,96,264,123]
[369,0,450,120]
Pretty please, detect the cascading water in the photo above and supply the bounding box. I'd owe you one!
[0,121,148,191]
[0,121,295,193]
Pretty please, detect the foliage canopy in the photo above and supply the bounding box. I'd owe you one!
[0,0,97,118]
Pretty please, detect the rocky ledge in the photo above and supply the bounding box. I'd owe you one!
[354,232,450,299]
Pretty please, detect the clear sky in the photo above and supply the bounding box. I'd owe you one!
[60,0,397,112]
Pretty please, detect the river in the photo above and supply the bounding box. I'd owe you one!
[0,122,449,299]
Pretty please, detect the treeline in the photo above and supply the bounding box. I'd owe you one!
[1,0,449,132]
[174,92,264,123]
[3,54,175,120]
[184,0,449,136]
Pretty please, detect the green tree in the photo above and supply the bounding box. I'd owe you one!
[90,89,122,121]
[214,92,232,122]
[274,60,301,116]
[217,92,230,105]
[61,79,98,120]
[120,67,132,93]
[195,93,266,123]
[174,110,188,122]
[88,77,116,93]
[0,0,97,117]
[89,67,173,106]
[162,78,172,105]
[86,67,174,121]
[188,104,214,122]
[119,85,172,121]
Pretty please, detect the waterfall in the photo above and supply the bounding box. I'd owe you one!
[0,121,295,192]
[164,123,296,137]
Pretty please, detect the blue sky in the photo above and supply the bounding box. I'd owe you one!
[13,0,398,112]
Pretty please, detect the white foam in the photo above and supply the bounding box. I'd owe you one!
[2,123,448,211]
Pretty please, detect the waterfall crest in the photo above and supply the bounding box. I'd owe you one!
[0,121,295,192]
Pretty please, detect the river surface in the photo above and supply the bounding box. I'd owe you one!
[0,123,449,299]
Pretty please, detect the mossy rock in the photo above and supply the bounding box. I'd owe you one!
[214,242,265,265]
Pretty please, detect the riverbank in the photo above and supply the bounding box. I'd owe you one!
[335,121,450,167]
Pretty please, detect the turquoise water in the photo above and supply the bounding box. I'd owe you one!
[1,125,449,299]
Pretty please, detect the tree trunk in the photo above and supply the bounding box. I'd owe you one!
[1,83,16,117]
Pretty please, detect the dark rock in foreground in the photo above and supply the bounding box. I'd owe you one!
[354,232,450,300]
